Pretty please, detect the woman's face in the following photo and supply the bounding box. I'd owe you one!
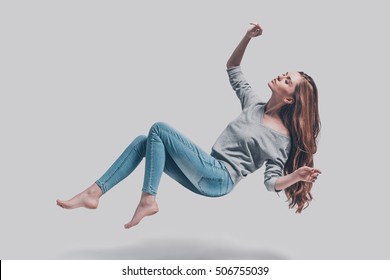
[268,71,303,98]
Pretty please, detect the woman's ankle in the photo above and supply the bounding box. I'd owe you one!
[141,191,156,204]
[87,183,103,198]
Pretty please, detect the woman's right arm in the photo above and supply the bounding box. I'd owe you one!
[226,22,263,69]
[274,167,322,192]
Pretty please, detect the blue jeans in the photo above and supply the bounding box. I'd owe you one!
[95,122,234,197]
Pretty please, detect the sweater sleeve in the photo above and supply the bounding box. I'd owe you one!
[264,159,284,193]
[227,66,261,110]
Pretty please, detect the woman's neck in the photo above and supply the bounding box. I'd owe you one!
[265,95,284,117]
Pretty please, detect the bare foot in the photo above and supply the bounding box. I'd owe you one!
[56,183,102,209]
[124,192,159,229]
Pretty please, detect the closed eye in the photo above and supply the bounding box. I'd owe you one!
[285,72,292,85]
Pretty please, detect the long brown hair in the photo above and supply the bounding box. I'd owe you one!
[280,72,320,213]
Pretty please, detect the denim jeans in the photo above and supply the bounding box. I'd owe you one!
[95,122,234,197]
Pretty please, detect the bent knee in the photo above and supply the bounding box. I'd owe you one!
[149,122,170,134]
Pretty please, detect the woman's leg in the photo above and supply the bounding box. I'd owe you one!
[124,122,234,228]
[56,135,148,209]
[95,135,147,193]
[57,122,234,229]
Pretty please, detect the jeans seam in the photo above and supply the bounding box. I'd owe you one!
[100,141,141,189]
[146,136,155,193]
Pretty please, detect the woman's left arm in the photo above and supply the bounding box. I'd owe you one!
[226,22,262,68]
[274,167,322,191]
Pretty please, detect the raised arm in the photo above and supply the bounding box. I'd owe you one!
[226,22,263,69]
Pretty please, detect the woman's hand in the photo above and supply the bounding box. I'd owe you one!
[226,22,262,68]
[274,166,321,192]
[246,22,263,38]
[295,166,322,183]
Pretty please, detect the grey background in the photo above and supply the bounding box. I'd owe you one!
[1,0,389,259]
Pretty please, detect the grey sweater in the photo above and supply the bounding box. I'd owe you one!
[211,66,291,192]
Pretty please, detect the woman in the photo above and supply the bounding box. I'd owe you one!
[57,22,321,228]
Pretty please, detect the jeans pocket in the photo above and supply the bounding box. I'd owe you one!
[197,177,224,197]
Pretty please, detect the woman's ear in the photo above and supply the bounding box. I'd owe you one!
[284,97,295,104]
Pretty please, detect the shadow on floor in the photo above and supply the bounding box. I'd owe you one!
[55,237,290,260]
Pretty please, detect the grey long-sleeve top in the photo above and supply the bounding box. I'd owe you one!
[211,66,291,192]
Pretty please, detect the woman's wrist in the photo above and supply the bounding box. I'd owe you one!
[244,33,253,40]
[292,170,302,182]
[274,171,302,191]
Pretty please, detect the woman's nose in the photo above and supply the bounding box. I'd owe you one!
[278,73,286,81]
